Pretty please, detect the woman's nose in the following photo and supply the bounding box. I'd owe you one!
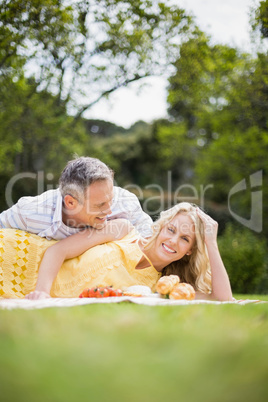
[169,235,178,246]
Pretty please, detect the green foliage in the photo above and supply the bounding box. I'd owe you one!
[86,121,154,184]
[192,52,268,235]
[155,121,189,166]
[83,119,127,137]
[0,0,75,76]
[233,53,268,130]
[0,74,89,210]
[0,77,88,173]
[252,0,268,38]
[218,224,267,294]
[195,127,268,203]
[151,120,196,186]
[167,29,244,135]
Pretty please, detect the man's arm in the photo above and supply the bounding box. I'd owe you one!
[0,191,57,234]
[25,219,134,299]
[0,201,28,231]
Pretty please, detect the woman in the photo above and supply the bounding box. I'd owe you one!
[0,203,232,301]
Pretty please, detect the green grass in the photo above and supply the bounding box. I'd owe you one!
[0,296,268,402]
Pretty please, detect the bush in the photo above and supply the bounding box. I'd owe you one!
[217,223,268,294]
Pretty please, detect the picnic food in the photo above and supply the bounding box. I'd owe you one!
[155,275,180,295]
[79,286,123,298]
[123,285,152,297]
[169,283,195,300]
[155,275,195,300]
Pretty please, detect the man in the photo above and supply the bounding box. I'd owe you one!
[0,156,153,239]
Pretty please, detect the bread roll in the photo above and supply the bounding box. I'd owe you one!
[156,275,180,295]
[169,283,195,300]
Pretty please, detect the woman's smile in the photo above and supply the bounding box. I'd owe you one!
[162,243,176,254]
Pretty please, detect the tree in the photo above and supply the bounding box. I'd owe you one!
[252,0,268,39]
[167,29,248,140]
[0,0,88,181]
[0,0,193,118]
[193,52,268,236]
[0,0,76,77]
[0,75,89,210]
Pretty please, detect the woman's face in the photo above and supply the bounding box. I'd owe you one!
[153,213,196,267]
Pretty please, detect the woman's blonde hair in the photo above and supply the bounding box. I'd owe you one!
[145,202,211,294]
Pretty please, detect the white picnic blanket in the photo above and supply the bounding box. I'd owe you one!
[0,296,266,310]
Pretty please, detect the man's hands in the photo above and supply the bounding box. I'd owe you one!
[25,290,51,300]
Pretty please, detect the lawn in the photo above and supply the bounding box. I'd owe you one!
[0,296,268,402]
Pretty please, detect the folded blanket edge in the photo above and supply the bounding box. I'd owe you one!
[0,297,266,310]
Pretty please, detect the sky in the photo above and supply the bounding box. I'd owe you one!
[84,0,257,128]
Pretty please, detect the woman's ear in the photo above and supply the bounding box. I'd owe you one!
[64,195,79,210]
[186,250,192,256]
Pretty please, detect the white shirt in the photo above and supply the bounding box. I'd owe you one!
[0,187,153,240]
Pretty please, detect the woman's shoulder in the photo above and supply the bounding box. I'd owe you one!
[114,228,141,243]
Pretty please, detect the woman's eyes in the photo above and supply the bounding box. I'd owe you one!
[167,227,189,242]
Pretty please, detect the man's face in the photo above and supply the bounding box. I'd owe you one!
[63,179,114,229]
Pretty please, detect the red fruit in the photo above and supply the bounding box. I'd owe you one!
[108,287,117,296]
[114,289,123,296]
[79,288,89,298]
[79,286,124,298]
[95,287,110,298]
[109,288,123,297]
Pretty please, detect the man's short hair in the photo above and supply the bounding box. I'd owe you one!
[59,156,114,201]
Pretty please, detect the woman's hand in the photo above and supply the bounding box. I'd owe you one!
[196,208,218,245]
[25,290,51,300]
[196,207,233,301]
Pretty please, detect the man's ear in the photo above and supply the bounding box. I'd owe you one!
[64,195,78,210]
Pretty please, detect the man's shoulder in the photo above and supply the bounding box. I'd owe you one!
[17,189,60,209]
[113,186,142,211]
[0,189,61,231]
[113,186,138,200]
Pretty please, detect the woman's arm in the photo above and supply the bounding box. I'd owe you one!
[25,219,134,299]
[195,208,233,302]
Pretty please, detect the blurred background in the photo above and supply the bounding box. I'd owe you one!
[0,0,267,294]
